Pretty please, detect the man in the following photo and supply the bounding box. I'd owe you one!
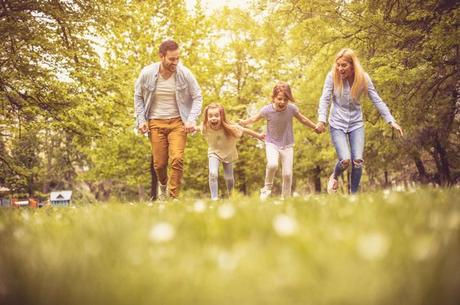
[134,40,202,200]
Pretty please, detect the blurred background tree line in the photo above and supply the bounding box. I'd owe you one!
[0,0,458,201]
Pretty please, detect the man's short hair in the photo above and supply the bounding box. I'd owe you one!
[159,40,179,56]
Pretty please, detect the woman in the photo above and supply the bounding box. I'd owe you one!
[315,48,403,194]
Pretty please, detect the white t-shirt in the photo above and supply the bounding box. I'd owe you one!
[202,124,244,162]
[148,73,180,119]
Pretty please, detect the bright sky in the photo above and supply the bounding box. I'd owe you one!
[185,0,250,13]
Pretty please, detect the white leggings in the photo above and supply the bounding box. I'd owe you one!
[264,143,294,197]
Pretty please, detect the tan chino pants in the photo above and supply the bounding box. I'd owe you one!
[148,117,186,198]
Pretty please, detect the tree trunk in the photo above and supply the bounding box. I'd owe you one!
[434,138,452,185]
[314,165,321,193]
[138,184,145,201]
[413,156,430,184]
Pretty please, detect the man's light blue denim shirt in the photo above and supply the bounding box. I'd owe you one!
[134,62,202,127]
[318,71,395,132]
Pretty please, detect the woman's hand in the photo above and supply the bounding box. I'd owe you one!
[315,121,326,134]
[390,122,404,137]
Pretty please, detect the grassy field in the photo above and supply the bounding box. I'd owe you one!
[1,188,459,305]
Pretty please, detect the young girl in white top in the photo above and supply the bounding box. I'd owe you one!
[198,103,264,200]
[240,82,318,199]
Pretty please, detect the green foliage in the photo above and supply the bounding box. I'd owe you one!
[1,0,458,200]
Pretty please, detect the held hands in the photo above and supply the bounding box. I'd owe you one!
[257,133,266,141]
[138,122,148,134]
[314,121,326,134]
[390,122,404,137]
[184,121,196,133]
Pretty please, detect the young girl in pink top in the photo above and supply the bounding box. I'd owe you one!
[197,103,264,200]
[240,82,318,199]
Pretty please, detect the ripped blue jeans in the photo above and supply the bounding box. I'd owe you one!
[330,126,365,193]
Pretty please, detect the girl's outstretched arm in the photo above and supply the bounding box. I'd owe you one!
[241,127,265,141]
[239,113,263,126]
[294,112,318,131]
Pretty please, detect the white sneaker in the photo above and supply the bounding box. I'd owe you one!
[327,174,338,194]
[158,184,167,201]
[260,187,272,200]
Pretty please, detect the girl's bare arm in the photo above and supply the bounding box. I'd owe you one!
[294,112,317,130]
[241,127,265,141]
[239,112,263,126]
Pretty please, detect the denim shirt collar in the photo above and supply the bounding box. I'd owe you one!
[151,63,186,87]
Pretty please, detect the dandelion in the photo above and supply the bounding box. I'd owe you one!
[357,232,389,260]
[149,222,175,242]
[273,214,298,237]
[193,200,207,213]
[218,204,235,219]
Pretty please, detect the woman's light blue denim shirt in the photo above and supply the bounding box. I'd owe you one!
[318,71,395,132]
[134,62,202,128]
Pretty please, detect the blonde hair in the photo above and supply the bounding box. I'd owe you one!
[272,81,296,103]
[202,103,239,138]
[332,48,368,102]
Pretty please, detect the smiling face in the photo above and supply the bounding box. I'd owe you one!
[273,92,289,111]
[336,57,354,81]
[160,49,180,73]
[207,107,222,130]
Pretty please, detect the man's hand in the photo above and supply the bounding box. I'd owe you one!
[184,121,196,133]
[138,122,148,134]
[315,121,326,134]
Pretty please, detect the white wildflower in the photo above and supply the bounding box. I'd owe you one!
[217,204,235,219]
[149,222,175,242]
[193,200,207,213]
[273,214,298,237]
[357,232,389,260]
[217,251,238,271]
